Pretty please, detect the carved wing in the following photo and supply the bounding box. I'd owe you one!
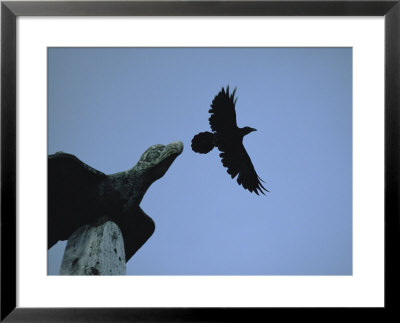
[118,207,155,262]
[48,152,108,248]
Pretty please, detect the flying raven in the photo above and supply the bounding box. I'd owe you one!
[191,86,268,195]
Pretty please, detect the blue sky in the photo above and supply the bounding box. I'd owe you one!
[48,47,352,275]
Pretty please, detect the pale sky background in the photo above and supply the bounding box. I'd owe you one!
[48,47,352,275]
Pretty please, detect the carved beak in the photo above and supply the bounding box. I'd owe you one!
[152,141,184,180]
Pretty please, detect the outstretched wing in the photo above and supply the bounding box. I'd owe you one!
[208,86,238,135]
[49,152,107,181]
[219,144,268,195]
[48,152,108,248]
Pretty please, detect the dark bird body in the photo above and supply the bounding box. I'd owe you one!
[191,86,268,195]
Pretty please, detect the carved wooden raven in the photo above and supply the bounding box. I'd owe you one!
[191,86,268,195]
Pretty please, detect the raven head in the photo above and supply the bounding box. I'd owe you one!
[241,126,257,137]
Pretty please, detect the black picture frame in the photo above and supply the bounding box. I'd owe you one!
[1,0,399,321]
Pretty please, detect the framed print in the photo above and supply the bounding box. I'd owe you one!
[1,0,399,321]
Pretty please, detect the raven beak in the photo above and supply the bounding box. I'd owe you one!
[251,128,257,132]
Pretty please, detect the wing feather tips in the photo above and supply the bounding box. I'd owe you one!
[257,176,269,192]
[210,86,237,110]
[256,179,269,195]
[241,176,269,195]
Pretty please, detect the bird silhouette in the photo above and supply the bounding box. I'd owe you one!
[191,86,268,195]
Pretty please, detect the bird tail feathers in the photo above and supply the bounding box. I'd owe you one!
[191,131,215,154]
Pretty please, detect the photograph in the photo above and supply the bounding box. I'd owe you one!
[47,47,353,276]
[3,0,399,319]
